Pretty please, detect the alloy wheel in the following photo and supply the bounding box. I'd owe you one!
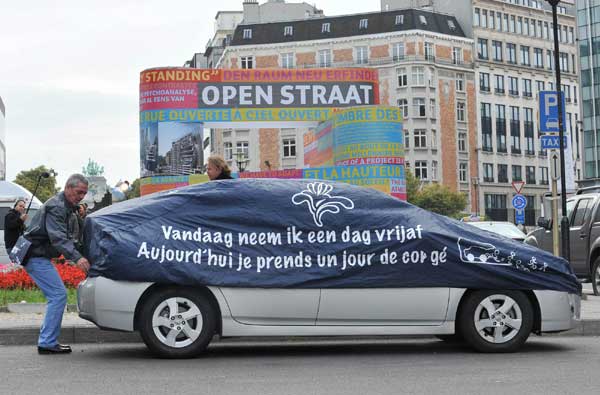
[473,294,523,344]
[151,297,204,348]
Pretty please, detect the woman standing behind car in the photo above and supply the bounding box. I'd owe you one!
[4,199,27,255]
[206,155,233,180]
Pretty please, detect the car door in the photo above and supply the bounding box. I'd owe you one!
[316,288,450,326]
[569,197,594,275]
[218,288,320,325]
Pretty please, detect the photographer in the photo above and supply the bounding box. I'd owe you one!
[4,199,28,255]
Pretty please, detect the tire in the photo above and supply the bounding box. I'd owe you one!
[592,258,600,297]
[458,290,533,353]
[139,287,216,358]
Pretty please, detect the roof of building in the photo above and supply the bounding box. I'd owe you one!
[230,8,466,46]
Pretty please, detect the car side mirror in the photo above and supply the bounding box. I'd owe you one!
[537,217,551,230]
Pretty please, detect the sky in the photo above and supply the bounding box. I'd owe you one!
[0,0,378,188]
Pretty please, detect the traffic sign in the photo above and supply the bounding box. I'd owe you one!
[515,209,525,225]
[550,150,560,180]
[512,194,527,210]
[539,91,566,133]
[541,135,568,150]
[511,180,525,194]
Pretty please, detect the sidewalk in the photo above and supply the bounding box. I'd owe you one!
[1,286,599,346]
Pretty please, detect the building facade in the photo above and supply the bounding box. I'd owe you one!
[386,0,582,224]
[212,8,478,209]
[577,0,600,186]
[0,96,5,181]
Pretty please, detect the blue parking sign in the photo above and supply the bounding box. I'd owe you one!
[539,91,566,133]
[515,209,525,225]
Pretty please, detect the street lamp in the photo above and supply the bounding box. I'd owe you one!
[234,151,249,173]
[547,0,570,261]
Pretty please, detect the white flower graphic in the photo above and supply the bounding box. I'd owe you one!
[292,182,354,227]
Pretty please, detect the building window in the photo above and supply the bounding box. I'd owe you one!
[477,38,488,60]
[318,49,331,67]
[559,52,569,72]
[509,76,519,96]
[224,142,233,161]
[431,161,438,180]
[398,98,408,118]
[456,73,464,92]
[480,72,490,92]
[520,45,530,66]
[428,67,435,87]
[359,18,368,29]
[496,12,502,31]
[510,15,515,33]
[415,161,428,179]
[498,164,508,183]
[284,26,293,36]
[546,50,553,70]
[496,104,506,153]
[322,23,330,33]
[419,15,427,25]
[414,129,427,148]
[241,56,254,69]
[481,103,493,152]
[412,66,424,85]
[413,98,426,118]
[483,163,494,182]
[474,8,480,26]
[395,15,404,25]
[281,53,294,69]
[485,194,507,221]
[503,14,509,32]
[431,129,437,148]
[523,79,532,98]
[492,41,502,62]
[452,47,463,64]
[283,138,296,158]
[481,9,488,28]
[355,46,369,64]
[540,167,549,185]
[424,42,434,60]
[430,99,436,118]
[536,80,545,95]
[512,165,522,182]
[457,101,466,122]
[459,162,468,182]
[526,166,536,184]
[243,29,252,39]
[510,106,521,154]
[393,43,405,61]
[404,130,410,149]
[495,74,504,94]
[458,132,467,152]
[397,67,408,87]
[236,141,249,160]
[534,48,543,68]
[506,43,516,64]
[524,107,534,155]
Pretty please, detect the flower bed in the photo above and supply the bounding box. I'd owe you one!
[0,261,86,289]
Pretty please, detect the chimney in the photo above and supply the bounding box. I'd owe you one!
[243,0,260,24]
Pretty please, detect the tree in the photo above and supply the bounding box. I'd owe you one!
[82,159,104,177]
[13,165,59,203]
[411,183,468,218]
[125,179,141,199]
[405,169,422,203]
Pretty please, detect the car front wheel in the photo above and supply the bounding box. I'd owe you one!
[458,290,533,353]
[139,287,216,358]
[592,258,600,296]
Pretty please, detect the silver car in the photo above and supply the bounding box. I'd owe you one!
[78,180,580,358]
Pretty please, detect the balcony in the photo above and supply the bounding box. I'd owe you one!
[495,88,505,94]
[509,90,519,96]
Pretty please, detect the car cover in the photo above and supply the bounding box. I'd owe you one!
[84,179,581,294]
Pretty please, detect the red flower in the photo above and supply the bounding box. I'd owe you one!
[0,263,86,290]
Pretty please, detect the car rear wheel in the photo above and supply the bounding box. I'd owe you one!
[139,287,216,358]
[458,290,533,353]
[592,258,600,296]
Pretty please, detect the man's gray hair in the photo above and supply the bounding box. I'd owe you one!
[65,173,89,188]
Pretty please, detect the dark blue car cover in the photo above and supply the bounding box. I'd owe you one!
[84,179,580,294]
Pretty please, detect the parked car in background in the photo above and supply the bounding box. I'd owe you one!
[78,179,580,358]
[466,221,527,242]
[0,181,42,268]
[525,191,600,296]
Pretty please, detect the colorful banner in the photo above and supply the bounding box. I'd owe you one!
[140,67,379,125]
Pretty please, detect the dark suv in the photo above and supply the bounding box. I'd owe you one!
[525,191,600,295]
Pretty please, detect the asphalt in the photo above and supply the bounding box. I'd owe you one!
[1,285,599,346]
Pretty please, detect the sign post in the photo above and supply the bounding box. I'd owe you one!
[550,150,561,256]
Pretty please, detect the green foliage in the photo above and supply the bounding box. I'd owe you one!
[82,158,104,177]
[0,288,77,306]
[125,178,141,199]
[13,165,59,203]
[405,169,467,218]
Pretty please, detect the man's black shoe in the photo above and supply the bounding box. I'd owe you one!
[37,344,72,354]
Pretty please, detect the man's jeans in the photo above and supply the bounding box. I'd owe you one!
[24,257,67,347]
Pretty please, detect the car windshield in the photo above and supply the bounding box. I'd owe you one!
[466,222,525,239]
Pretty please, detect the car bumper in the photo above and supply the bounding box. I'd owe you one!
[534,290,580,333]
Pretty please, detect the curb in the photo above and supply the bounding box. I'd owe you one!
[1,320,598,346]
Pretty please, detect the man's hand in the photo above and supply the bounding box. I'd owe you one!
[20,214,28,221]
[76,257,90,274]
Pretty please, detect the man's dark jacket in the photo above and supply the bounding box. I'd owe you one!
[24,192,82,263]
[4,209,25,252]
